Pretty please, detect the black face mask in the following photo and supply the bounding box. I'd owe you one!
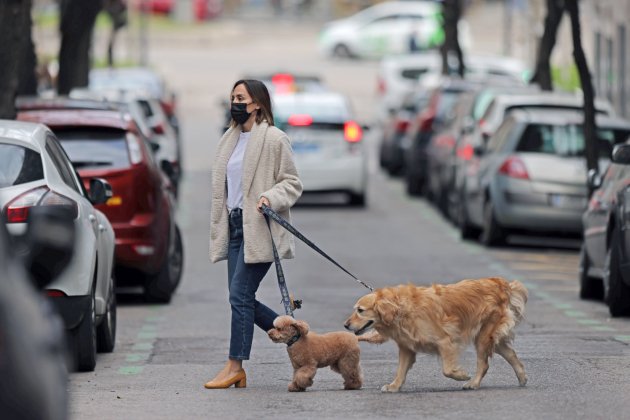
[231,102,252,125]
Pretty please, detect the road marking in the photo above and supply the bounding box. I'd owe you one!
[118,312,163,376]
[118,366,144,375]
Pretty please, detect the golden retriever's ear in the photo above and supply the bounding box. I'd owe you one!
[292,320,309,336]
[375,300,397,325]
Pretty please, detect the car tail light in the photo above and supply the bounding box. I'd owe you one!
[126,132,143,164]
[288,114,313,126]
[395,119,409,133]
[47,290,67,297]
[419,113,434,132]
[344,121,363,143]
[152,122,166,135]
[456,143,474,161]
[498,156,529,180]
[4,187,78,223]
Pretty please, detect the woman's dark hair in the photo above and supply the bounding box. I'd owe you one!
[230,79,274,127]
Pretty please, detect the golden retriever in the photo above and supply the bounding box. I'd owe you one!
[344,277,528,392]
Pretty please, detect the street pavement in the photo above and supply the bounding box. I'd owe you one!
[65,9,630,420]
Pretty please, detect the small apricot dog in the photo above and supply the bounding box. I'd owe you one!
[344,277,528,393]
[268,315,375,392]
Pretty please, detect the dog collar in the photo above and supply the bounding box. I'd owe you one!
[286,332,301,347]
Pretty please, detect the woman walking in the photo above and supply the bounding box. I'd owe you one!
[205,79,303,389]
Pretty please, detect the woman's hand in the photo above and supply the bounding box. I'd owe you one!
[257,196,270,213]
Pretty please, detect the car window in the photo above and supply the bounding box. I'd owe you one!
[45,136,82,194]
[401,68,430,80]
[486,118,515,152]
[274,98,351,124]
[0,144,44,188]
[516,124,630,157]
[55,128,131,171]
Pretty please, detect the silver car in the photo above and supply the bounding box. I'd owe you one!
[0,120,116,371]
[459,109,630,246]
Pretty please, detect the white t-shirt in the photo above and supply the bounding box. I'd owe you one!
[226,131,251,212]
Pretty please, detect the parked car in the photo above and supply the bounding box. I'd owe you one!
[580,143,630,316]
[88,67,181,140]
[318,1,443,59]
[17,107,184,303]
[0,206,71,420]
[70,90,183,198]
[273,92,368,206]
[375,52,527,126]
[401,76,481,196]
[458,109,630,246]
[0,120,116,371]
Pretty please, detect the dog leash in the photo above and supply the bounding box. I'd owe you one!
[262,204,374,299]
[264,212,298,317]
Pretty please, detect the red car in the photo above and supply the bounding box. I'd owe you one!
[18,104,183,302]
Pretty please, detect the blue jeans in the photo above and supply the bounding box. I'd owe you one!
[227,209,278,360]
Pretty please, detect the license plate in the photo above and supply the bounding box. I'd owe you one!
[549,194,586,209]
[292,142,320,153]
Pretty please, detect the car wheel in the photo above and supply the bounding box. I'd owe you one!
[605,227,630,317]
[145,225,184,303]
[348,192,366,207]
[333,43,352,58]
[405,172,424,197]
[73,290,96,372]
[96,278,116,353]
[480,200,505,247]
[578,245,603,300]
[458,193,479,240]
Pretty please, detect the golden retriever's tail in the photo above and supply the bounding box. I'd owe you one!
[509,280,528,323]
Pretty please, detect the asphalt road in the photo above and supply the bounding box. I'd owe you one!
[67,18,630,420]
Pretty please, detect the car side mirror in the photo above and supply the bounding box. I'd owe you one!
[149,141,160,153]
[587,168,602,191]
[473,145,485,157]
[89,178,113,205]
[612,144,630,164]
[24,206,76,289]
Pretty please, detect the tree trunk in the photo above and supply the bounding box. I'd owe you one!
[440,0,465,77]
[57,0,104,95]
[0,0,33,118]
[565,0,598,191]
[530,0,564,90]
[105,0,127,67]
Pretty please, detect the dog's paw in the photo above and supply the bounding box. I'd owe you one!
[288,383,305,392]
[462,380,480,390]
[381,384,400,393]
[445,369,471,381]
[518,374,528,387]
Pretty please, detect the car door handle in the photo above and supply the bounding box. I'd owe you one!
[89,214,97,223]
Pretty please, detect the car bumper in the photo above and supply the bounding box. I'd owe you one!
[296,155,366,194]
[493,181,585,233]
[112,217,166,274]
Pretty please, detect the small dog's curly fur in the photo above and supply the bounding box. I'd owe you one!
[268,315,375,392]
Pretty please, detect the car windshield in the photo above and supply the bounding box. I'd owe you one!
[55,128,131,170]
[516,124,630,158]
[0,144,44,188]
[274,97,351,126]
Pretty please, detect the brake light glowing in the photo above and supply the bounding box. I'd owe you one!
[3,187,78,223]
[498,156,529,180]
[457,143,474,161]
[395,119,409,133]
[272,73,294,86]
[344,121,363,143]
[288,114,313,126]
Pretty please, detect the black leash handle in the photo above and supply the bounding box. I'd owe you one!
[261,204,374,292]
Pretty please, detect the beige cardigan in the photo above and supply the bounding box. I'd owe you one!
[210,121,303,264]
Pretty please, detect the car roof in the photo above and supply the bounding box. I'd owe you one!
[16,95,123,112]
[353,1,440,17]
[508,108,630,128]
[18,109,133,131]
[492,92,611,108]
[0,119,49,146]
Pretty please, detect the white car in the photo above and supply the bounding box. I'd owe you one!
[0,120,116,372]
[319,1,443,59]
[273,93,368,206]
[376,52,529,123]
